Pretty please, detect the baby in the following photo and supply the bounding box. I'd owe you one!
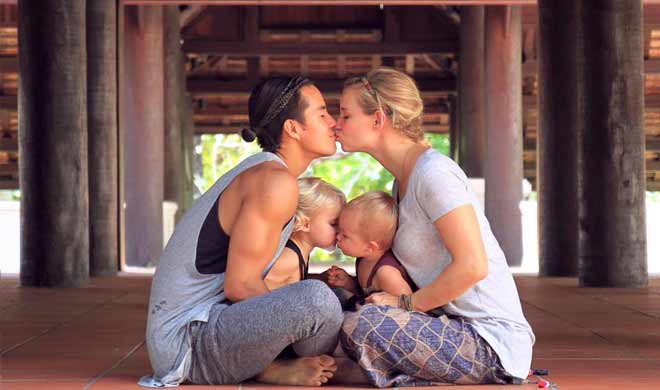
[327,191,416,308]
[265,177,346,290]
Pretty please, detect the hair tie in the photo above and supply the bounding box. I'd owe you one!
[240,127,257,142]
[258,76,309,129]
[361,77,377,97]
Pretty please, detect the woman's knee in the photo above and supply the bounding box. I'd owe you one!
[340,304,390,342]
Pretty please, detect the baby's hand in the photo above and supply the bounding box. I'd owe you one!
[326,266,353,289]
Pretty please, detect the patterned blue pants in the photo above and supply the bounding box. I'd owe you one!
[340,304,513,387]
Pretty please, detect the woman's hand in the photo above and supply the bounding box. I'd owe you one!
[364,291,399,308]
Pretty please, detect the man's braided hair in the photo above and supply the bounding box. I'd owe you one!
[241,76,312,152]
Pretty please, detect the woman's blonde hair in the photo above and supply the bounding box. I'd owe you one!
[294,177,346,232]
[344,67,425,142]
[343,191,398,249]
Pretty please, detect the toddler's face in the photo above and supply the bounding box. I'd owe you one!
[308,204,342,250]
[336,209,371,258]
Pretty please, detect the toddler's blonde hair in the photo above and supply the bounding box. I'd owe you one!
[294,177,346,232]
[343,191,398,249]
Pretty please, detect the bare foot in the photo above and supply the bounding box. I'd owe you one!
[256,355,337,386]
[329,357,371,385]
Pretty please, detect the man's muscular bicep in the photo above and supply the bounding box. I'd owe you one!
[224,174,298,300]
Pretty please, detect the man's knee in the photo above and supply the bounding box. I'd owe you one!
[297,279,342,323]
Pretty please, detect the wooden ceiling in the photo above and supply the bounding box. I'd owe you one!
[1,4,659,190]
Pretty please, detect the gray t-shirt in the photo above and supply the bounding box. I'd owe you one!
[392,148,535,379]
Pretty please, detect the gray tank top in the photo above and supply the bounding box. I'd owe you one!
[143,152,294,387]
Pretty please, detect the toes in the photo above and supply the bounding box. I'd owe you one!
[322,369,335,379]
[319,354,336,366]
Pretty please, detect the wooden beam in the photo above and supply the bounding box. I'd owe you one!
[337,55,347,78]
[0,161,17,175]
[524,136,660,151]
[372,55,382,69]
[301,55,309,76]
[0,179,18,189]
[182,40,457,55]
[246,57,260,84]
[179,5,206,29]
[243,6,258,44]
[260,55,269,77]
[525,58,660,76]
[647,136,660,150]
[405,55,415,74]
[384,7,400,43]
[649,159,660,171]
[433,5,461,27]
[0,137,17,151]
[187,77,456,95]
[0,57,17,73]
[0,95,16,110]
[523,159,660,172]
[422,54,442,71]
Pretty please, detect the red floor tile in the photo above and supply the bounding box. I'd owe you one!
[1,275,660,390]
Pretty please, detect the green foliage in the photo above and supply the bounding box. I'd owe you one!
[648,191,660,202]
[196,132,452,264]
[195,134,262,193]
[0,190,20,201]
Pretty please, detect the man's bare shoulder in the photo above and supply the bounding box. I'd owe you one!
[241,162,298,217]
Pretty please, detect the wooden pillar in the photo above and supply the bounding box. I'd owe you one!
[19,0,89,286]
[577,1,647,287]
[122,6,164,267]
[537,1,579,277]
[164,6,185,220]
[458,5,485,177]
[87,0,118,277]
[484,6,523,266]
[448,94,459,161]
[181,93,195,212]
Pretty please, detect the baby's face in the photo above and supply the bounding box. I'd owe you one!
[308,204,342,250]
[336,209,371,258]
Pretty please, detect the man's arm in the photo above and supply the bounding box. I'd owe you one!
[224,170,298,302]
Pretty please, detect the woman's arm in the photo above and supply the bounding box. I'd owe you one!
[366,204,488,311]
[411,203,488,312]
[224,170,298,302]
[373,266,414,296]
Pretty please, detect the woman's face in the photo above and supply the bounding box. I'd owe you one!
[297,85,337,157]
[336,87,377,153]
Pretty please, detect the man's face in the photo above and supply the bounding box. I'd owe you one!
[296,85,338,157]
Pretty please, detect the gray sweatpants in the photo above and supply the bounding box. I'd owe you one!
[188,279,343,385]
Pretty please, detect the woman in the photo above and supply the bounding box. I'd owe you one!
[335,67,535,387]
[141,76,342,387]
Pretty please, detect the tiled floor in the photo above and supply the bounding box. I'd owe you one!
[1,275,660,390]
